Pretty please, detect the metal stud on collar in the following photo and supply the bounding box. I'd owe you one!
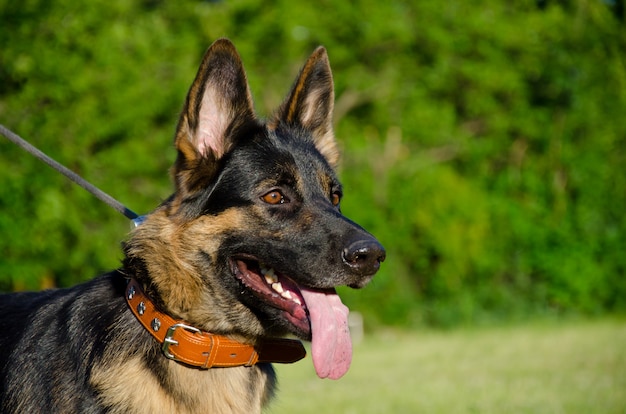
[137,301,146,316]
[151,318,161,332]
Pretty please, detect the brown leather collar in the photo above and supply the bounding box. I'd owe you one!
[125,278,306,368]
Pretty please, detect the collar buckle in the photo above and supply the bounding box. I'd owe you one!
[162,323,202,360]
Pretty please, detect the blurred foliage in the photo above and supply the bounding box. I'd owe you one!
[1,0,625,327]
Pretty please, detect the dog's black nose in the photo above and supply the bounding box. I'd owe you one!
[342,239,386,277]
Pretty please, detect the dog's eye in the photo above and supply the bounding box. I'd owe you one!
[262,190,288,205]
[331,191,341,207]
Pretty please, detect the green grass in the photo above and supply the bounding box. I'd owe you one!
[270,318,626,413]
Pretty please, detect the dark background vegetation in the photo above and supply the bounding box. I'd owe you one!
[1,0,625,328]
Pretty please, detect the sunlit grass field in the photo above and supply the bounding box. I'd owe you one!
[272,318,626,413]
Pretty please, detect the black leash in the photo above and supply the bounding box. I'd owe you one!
[0,124,142,223]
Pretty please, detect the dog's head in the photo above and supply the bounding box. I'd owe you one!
[125,39,385,379]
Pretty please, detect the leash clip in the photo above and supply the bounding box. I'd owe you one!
[131,215,146,228]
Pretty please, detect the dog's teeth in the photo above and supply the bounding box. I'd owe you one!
[272,282,284,293]
[264,268,278,284]
[279,289,303,305]
[261,269,302,304]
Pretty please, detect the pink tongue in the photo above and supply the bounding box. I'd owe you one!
[299,288,352,379]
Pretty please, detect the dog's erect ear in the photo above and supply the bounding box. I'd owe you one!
[173,39,255,190]
[272,47,339,167]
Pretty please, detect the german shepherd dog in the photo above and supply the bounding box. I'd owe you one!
[0,39,385,413]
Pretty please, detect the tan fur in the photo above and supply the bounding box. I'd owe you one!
[91,357,269,414]
[314,131,341,168]
[284,57,315,125]
[125,207,265,337]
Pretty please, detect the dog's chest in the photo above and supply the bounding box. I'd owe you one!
[91,356,274,414]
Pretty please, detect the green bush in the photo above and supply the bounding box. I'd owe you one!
[1,0,625,327]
